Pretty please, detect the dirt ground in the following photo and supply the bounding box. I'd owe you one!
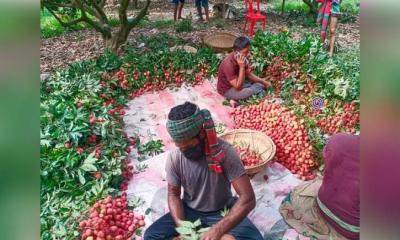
[40,0,359,73]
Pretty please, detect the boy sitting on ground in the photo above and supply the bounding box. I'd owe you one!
[217,36,271,107]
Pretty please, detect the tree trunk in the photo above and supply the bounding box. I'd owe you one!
[303,0,319,14]
[110,24,131,53]
[108,0,151,52]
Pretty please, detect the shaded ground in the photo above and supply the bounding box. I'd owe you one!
[40,1,359,73]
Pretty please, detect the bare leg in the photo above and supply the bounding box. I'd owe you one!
[178,2,184,19]
[204,6,210,22]
[174,4,178,21]
[329,16,338,56]
[320,34,325,44]
[197,6,203,20]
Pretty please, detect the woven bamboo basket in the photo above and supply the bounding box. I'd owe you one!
[203,32,239,53]
[220,129,276,175]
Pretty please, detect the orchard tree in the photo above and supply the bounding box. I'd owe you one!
[41,0,151,52]
[302,0,319,14]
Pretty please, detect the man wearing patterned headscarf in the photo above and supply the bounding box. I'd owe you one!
[144,102,263,240]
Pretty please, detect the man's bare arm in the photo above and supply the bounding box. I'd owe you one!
[247,72,271,87]
[229,66,246,90]
[168,183,185,227]
[209,175,256,236]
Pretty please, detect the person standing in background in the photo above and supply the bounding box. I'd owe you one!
[317,0,342,56]
[173,0,185,21]
[196,0,210,22]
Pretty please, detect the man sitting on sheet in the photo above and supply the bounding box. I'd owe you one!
[144,102,263,240]
[217,36,271,107]
[280,133,360,240]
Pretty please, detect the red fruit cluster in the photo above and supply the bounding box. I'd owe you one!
[126,65,210,99]
[194,66,208,84]
[128,83,154,99]
[95,145,102,159]
[120,160,134,191]
[152,78,168,92]
[132,71,139,81]
[101,94,116,107]
[233,103,316,180]
[265,57,301,94]
[93,171,102,180]
[77,147,85,155]
[76,101,83,108]
[108,106,126,117]
[88,134,97,144]
[317,102,359,135]
[115,70,129,90]
[105,66,210,99]
[174,70,183,87]
[302,80,316,94]
[342,102,360,130]
[291,79,317,103]
[89,113,97,125]
[120,80,129,90]
[65,142,72,149]
[234,146,262,167]
[306,109,321,118]
[317,116,342,135]
[128,137,137,146]
[115,70,126,82]
[143,70,151,80]
[79,194,145,240]
[89,113,106,125]
[100,81,107,88]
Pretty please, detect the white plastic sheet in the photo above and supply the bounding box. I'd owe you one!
[124,80,308,239]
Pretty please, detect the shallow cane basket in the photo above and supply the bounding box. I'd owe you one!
[203,32,239,53]
[219,129,276,175]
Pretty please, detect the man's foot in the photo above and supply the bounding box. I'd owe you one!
[230,99,238,108]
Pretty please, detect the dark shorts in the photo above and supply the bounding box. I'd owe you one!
[144,200,263,240]
[195,0,208,7]
[173,0,184,5]
[223,83,266,101]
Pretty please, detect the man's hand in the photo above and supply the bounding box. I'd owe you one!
[261,78,272,88]
[201,227,223,240]
[236,54,246,69]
